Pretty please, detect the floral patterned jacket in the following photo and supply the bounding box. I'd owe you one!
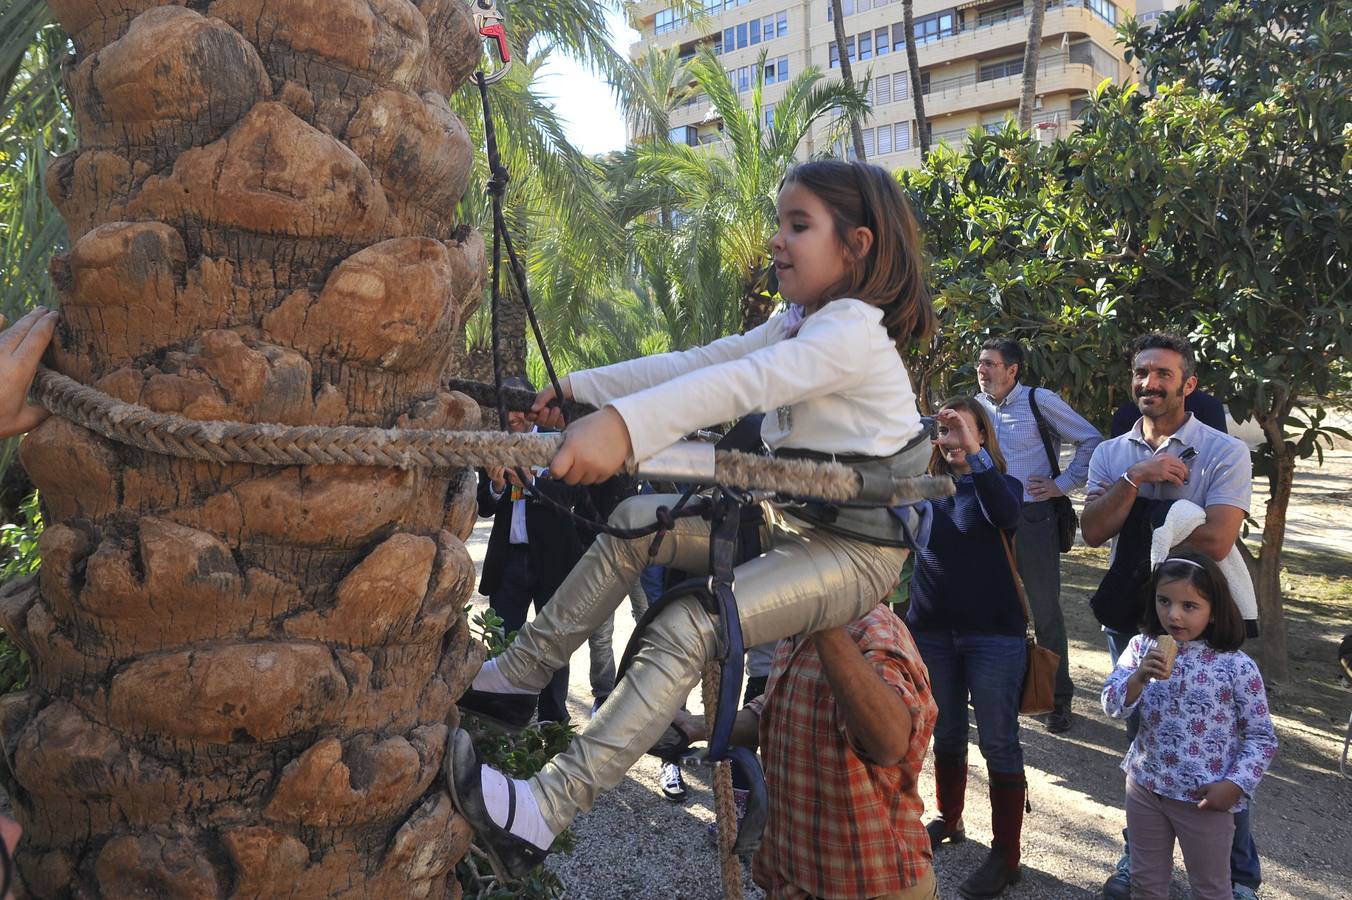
[1102,634,1278,811]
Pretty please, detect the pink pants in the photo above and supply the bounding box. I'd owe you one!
[1125,776,1235,900]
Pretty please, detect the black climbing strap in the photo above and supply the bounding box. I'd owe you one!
[615,491,750,760]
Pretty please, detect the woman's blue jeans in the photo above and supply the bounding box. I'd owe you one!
[913,629,1026,772]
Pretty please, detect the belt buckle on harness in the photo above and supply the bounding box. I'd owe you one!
[473,0,512,84]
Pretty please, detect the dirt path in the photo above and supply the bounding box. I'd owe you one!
[464,426,1352,899]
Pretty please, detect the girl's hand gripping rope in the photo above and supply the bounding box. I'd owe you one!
[549,408,633,486]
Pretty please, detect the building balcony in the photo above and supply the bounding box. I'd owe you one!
[920,53,1111,118]
[811,0,1125,72]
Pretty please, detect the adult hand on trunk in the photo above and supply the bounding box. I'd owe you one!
[0,308,58,438]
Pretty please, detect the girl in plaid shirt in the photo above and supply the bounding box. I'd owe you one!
[445,161,940,878]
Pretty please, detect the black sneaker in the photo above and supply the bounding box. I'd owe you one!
[443,728,549,880]
[1046,703,1073,734]
[458,688,536,731]
[1101,854,1131,900]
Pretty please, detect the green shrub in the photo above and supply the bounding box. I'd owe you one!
[0,491,41,696]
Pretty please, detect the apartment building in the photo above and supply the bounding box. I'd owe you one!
[629,0,1136,170]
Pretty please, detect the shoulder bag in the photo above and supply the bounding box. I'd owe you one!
[1027,387,1079,553]
[1000,530,1061,715]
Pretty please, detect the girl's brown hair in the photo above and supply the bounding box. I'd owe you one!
[780,160,936,351]
[927,396,1008,477]
[1141,545,1246,652]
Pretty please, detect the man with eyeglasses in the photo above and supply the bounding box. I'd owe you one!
[976,338,1102,734]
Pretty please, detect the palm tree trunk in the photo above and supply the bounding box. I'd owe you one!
[902,0,930,160]
[6,2,487,895]
[830,0,867,160]
[1016,0,1047,130]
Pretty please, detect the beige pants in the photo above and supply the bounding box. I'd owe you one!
[872,867,938,900]
[497,494,907,833]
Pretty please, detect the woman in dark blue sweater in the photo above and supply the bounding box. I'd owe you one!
[906,397,1027,899]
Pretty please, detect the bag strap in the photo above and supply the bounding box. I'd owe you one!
[998,529,1034,634]
[1026,388,1063,479]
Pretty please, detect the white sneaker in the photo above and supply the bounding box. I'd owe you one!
[660,762,687,802]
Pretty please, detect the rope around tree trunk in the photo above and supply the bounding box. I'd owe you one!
[34,366,954,506]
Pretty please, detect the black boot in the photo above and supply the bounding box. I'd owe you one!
[926,751,968,850]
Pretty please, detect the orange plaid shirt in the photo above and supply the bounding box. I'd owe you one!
[747,604,938,899]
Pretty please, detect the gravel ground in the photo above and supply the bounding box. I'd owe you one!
[464,433,1352,900]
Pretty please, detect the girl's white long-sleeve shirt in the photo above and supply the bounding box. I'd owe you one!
[568,299,923,462]
[1102,634,1277,811]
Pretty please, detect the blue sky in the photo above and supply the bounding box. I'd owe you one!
[534,8,637,155]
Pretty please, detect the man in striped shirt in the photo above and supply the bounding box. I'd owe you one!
[977,338,1102,734]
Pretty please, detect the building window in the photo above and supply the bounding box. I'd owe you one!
[668,125,697,146]
[983,121,1004,134]
[714,32,723,54]
[1070,96,1091,119]
[844,0,856,14]
[893,71,910,100]
[979,57,1023,81]
[846,36,856,61]
[859,33,872,59]
[736,22,747,48]
[778,11,789,36]
[764,103,775,127]
[875,74,891,105]
[977,3,1022,27]
[913,10,956,45]
[829,41,839,68]
[877,123,893,154]
[893,21,907,52]
[896,121,911,151]
[1088,0,1118,25]
[876,27,890,55]
[704,0,723,11]
[655,8,677,34]
[920,72,931,95]
[862,127,876,157]
[724,26,735,51]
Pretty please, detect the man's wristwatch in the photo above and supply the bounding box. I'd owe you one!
[1120,471,1139,490]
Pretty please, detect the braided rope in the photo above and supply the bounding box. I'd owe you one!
[33,366,953,505]
[701,661,744,900]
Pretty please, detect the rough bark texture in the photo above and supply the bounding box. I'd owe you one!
[1254,407,1295,683]
[901,0,929,160]
[829,0,866,162]
[5,2,489,896]
[1016,0,1046,131]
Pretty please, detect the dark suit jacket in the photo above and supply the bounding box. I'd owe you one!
[476,468,637,599]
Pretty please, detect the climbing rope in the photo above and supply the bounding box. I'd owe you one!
[31,366,953,506]
[702,660,745,900]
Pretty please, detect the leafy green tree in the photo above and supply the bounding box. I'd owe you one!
[903,0,1351,679]
[1,2,73,486]
[1075,0,1352,678]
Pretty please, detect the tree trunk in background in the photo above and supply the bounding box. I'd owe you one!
[1254,406,1295,683]
[1016,0,1046,130]
[830,0,867,161]
[902,0,929,160]
[3,1,488,895]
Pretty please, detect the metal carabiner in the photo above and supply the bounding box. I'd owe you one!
[472,0,512,84]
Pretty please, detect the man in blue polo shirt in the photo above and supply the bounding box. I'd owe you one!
[1082,332,1261,900]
